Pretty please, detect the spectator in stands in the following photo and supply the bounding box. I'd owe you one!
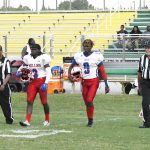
[21,38,35,58]
[117,25,128,35]
[113,25,128,48]
[141,25,150,47]
[126,26,142,51]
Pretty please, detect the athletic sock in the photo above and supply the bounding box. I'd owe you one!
[26,114,31,122]
[86,106,94,120]
[45,113,50,122]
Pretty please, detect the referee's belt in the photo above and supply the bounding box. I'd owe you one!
[142,79,150,81]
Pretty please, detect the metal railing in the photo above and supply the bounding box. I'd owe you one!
[0,34,148,63]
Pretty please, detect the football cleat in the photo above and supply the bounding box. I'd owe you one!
[87,119,93,127]
[139,122,150,128]
[43,120,50,127]
[19,120,30,127]
[87,121,93,127]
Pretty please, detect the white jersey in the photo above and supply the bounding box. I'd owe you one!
[23,54,51,79]
[74,51,104,79]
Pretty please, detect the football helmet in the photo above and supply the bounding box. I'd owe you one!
[20,67,32,82]
[71,66,82,82]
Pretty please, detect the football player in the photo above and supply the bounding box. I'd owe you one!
[68,39,110,127]
[16,44,51,127]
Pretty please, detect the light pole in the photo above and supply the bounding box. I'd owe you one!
[139,0,141,9]
[69,0,72,10]
[56,0,58,10]
[103,0,105,10]
[133,1,135,10]
[42,0,45,10]
[8,0,10,8]
[3,0,6,8]
[36,0,38,12]
[143,0,145,8]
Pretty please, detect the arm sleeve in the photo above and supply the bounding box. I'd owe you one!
[98,62,107,80]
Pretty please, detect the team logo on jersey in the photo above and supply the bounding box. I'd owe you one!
[29,64,41,67]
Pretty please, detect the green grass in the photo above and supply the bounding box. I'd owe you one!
[0,93,149,150]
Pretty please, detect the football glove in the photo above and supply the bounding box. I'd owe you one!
[40,83,48,92]
[16,71,22,78]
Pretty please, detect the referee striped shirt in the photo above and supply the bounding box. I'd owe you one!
[0,56,11,85]
[138,54,150,79]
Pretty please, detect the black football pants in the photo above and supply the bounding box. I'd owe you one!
[0,84,14,124]
[141,79,150,126]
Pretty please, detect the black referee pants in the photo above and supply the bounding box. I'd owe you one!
[0,84,14,124]
[141,79,150,126]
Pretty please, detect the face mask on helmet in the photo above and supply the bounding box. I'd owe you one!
[71,66,82,82]
[20,67,32,82]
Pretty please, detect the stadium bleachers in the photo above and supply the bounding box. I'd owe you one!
[102,10,150,82]
[0,11,136,66]
[103,10,150,62]
[126,10,150,32]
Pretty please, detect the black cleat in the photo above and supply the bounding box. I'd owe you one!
[139,124,150,128]
[6,118,14,124]
[87,120,93,127]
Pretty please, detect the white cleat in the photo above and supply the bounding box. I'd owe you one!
[43,120,50,127]
[19,120,30,127]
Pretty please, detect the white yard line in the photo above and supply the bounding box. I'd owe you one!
[0,116,136,139]
[0,129,72,139]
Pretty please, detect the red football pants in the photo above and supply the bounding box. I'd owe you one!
[27,77,47,104]
[81,77,99,104]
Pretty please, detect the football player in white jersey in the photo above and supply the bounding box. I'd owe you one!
[16,44,51,127]
[68,39,109,127]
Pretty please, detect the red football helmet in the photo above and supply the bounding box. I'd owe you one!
[20,67,32,82]
[71,66,82,82]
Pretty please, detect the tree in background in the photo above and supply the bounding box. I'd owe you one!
[58,1,71,10]
[0,0,95,11]
[0,5,31,11]
[58,0,95,10]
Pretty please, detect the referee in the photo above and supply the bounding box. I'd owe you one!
[138,41,150,128]
[0,45,14,124]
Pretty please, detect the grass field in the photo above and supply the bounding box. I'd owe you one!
[0,93,149,150]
